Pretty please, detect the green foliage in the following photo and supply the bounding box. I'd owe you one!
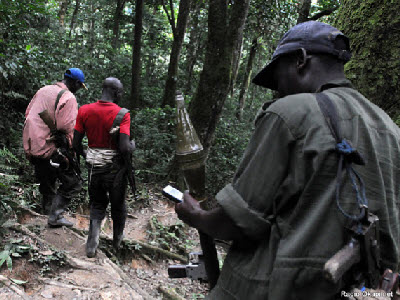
[0,235,67,276]
[0,147,23,227]
[133,106,176,182]
[0,238,33,271]
[191,293,205,299]
[206,90,269,194]
[148,216,193,254]
[0,144,41,229]
[29,249,67,276]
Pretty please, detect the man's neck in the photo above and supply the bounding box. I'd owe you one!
[309,74,346,93]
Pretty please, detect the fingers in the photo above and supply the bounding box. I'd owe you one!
[174,191,200,228]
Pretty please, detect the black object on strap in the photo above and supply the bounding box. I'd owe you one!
[315,92,367,221]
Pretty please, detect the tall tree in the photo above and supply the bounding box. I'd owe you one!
[189,0,251,152]
[229,26,244,96]
[112,0,127,50]
[161,0,192,107]
[184,1,205,94]
[336,0,400,117]
[68,0,81,38]
[58,0,70,27]
[297,0,312,24]
[236,38,258,121]
[131,0,144,108]
[88,0,96,54]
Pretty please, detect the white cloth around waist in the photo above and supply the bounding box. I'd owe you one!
[86,148,118,167]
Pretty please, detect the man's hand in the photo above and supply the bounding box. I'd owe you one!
[175,192,247,241]
[175,191,203,229]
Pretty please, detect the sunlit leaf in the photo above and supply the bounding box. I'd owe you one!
[9,278,27,285]
[6,256,12,271]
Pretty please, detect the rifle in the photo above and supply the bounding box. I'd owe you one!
[324,211,381,288]
[110,108,137,199]
[126,151,137,199]
[38,109,82,181]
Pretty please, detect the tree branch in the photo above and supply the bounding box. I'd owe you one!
[162,0,176,38]
[308,6,339,21]
[170,0,177,38]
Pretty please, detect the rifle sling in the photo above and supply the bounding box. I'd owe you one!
[315,92,367,221]
[54,89,67,128]
[111,108,130,132]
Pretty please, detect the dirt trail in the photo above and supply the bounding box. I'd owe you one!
[0,191,210,299]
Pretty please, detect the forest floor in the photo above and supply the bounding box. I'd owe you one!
[0,184,226,299]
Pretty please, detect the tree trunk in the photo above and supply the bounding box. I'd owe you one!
[184,1,203,94]
[335,0,400,117]
[236,38,258,121]
[88,0,96,54]
[161,0,192,107]
[145,5,159,86]
[68,0,81,38]
[112,0,126,50]
[189,0,250,152]
[229,30,244,96]
[130,0,144,109]
[297,0,312,24]
[58,0,70,27]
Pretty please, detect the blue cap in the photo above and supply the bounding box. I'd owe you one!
[252,21,352,90]
[65,68,87,90]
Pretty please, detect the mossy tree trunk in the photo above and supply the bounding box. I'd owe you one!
[336,0,400,118]
[189,0,250,153]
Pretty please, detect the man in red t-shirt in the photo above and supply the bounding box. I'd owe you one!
[73,77,133,258]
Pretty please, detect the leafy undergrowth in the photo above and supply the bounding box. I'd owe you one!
[0,233,70,294]
[0,182,222,299]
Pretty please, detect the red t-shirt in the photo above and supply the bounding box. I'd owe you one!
[75,101,130,149]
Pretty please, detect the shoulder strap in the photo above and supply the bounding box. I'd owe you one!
[112,108,129,129]
[55,89,67,113]
[54,89,67,127]
[315,92,341,142]
[315,92,367,221]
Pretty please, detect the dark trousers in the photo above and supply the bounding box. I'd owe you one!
[88,165,127,223]
[31,157,82,200]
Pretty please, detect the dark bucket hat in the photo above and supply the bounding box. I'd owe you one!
[252,21,352,90]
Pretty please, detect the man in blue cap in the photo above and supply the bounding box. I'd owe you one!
[174,21,400,299]
[23,68,87,227]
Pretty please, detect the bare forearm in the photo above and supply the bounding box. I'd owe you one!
[175,193,246,241]
[193,207,246,241]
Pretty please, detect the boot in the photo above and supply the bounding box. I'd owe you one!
[86,219,102,258]
[42,194,53,215]
[48,195,73,227]
[112,221,125,250]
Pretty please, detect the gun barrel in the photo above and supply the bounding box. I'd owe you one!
[323,238,361,283]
